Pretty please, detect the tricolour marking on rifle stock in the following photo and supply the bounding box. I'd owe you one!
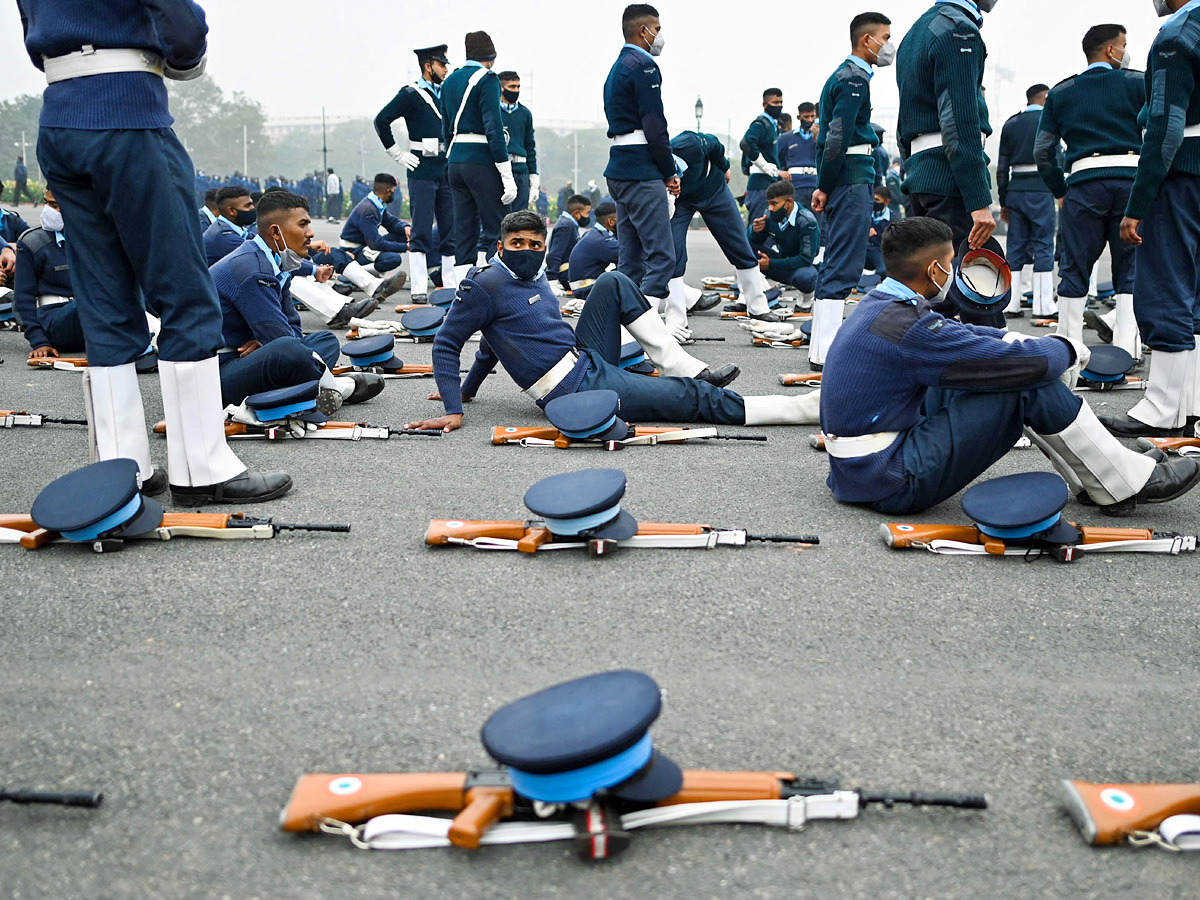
[1099,787,1138,815]
[329,776,363,796]
[896,525,914,532]
[446,521,465,529]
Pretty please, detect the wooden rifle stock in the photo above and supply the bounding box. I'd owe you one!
[778,373,822,386]
[883,523,1155,552]
[331,363,434,376]
[1141,436,1200,454]
[449,787,515,849]
[1061,780,1200,845]
[490,425,711,447]
[3,513,238,549]
[27,357,88,368]
[425,520,530,545]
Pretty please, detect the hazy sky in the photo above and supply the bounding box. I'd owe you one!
[1,0,1170,141]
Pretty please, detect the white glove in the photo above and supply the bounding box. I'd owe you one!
[1047,333,1091,390]
[1002,331,1037,344]
[751,156,780,179]
[668,323,693,343]
[496,161,518,205]
[164,56,207,81]
[740,320,795,336]
[386,145,421,171]
[527,174,540,207]
[758,328,801,342]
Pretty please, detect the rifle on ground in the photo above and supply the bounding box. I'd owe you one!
[1061,780,1200,850]
[27,357,88,371]
[490,424,767,449]
[778,373,822,387]
[752,336,808,348]
[1,789,103,809]
[152,420,441,440]
[721,311,810,320]
[281,769,986,856]
[1,409,87,427]
[1136,435,1200,456]
[881,521,1196,561]
[0,513,350,552]
[425,519,816,555]
[331,363,438,379]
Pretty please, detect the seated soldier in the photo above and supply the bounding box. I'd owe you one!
[403,210,824,434]
[0,237,12,289]
[748,181,820,297]
[13,188,85,358]
[567,201,620,300]
[0,202,31,245]
[204,185,257,265]
[199,187,219,230]
[337,173,410,275]
[863,186,895,276]
[546,194,591,291]
[210,190,383,411]
[818,217,1200,516]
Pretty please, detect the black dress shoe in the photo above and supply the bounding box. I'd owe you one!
[748,310,782,324]
[723,302,748,313]
[694,364,741,389]
[1084,310,1113,343]
[689,291,724,314]
[1004,310,1025,319]
[344,372,385,404]
[411,292,429,304]
[141,467,168,497]
[328,296,380,328]
[1100,456,1200,516]
[371,270,407,301]
[171,469,294,507]
[332,279,356,297]
[1098,413,1187,438]
[808,361,823,372]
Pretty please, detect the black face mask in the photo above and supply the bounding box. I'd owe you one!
[765,104,783,119]
[873,201,886,213]
[769,204,791,223]
[800,119,814,132]
[233,207,257,227]
[501,248,545,281]
[502,89,520,104]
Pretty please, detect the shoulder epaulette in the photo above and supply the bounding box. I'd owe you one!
[16,226,52,253]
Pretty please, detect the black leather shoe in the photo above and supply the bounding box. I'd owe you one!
[1098,413,1187,438]
[371,270,407,301]
[171,469,293,507]
[1084,310,1113,343]
[694,364,741,389]
[808,361,824,372]
[723,302,748,313]
[1100,456,1200,516]
[316,388,344,416]
[411,292,429,304]
[748,310,782,324]
[689,291,724,314]
[1004,310,1025,319]
[332,279,356,296]
[328,296,380,328]
[141,467,168,497]
[344,372,385,404]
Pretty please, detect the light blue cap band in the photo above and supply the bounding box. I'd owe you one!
[61,493,145,542]
[508,732,654,803]
[350,349,396,366]
[976,512,1063,539]
[1080,369,1125,383]
[541,504,621,536]
[560,415,619,440]
[252,399,316,421]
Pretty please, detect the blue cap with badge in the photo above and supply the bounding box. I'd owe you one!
[1079,345,1135,390]
[961,472,1079,545]
[428,287,456,308]
[342,334,404,372]
[245,380,327,424]
[31,459,164,542]
[402,305,447,338]
[545,390,632,442]
[481,670,683,804]
[523,468,639,540]
[618,341,656,375]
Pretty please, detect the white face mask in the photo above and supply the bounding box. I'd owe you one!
[1111,44,1132,69]
[40,206,64,232]
[868,35,896,67]
[270,227,306,273]
[928,260,953,303]
[1154,0,1174,16]
[642,25,665,57]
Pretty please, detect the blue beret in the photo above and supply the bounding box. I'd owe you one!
[545,391,631,442]
[402,305,446,337]
[1080,345,1135,384]
[246,379,324,423]
[481,670,682,804]
[523,468,638,540]
[961,472,1077,543]
[31,459,164,541]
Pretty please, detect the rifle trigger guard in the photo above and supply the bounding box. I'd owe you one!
[785,796,807,832]
[1128,830,1182,852]
[319,817,373,850]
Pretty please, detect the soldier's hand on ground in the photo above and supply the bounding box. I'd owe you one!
[1120,216,1143,246]
[29,346,58,360]
[403,414,462,433]
[811,190,827,213]
[968,207,996,249]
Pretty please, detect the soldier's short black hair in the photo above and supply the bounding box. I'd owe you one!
[798,102,817,115]
[204,188,220,204]
[882,217,954,282]
[566,194,592,213]
[501,209,547,238]
[763,87,783,102]
[622,4,660,39]
[766,181,796,201]
[595,201,617,219]
[1083,24,1125,59]
[497,70,520,83]
[850,12,891,45]
[374,173,398,188]
[1026,84,1050,103]
[779,113,793,128]
[256,190,310,221]
[875,185,892,201]
[216,186,250,206]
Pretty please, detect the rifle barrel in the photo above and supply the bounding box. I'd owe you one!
[389,428,444,437]
[745,534,820,545]
[860,790,988,809]
[708,434,768,442]
[0,789,103,808]
[273,523,353,533]
[690,337,725,342]
[44,417,88,426]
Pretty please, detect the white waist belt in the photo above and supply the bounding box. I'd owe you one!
[453,134,488,145]
[568,278,596,291]
[1011,164,1039,174]
[846,144,874,157]
[340,240,364,250]
[910,131,988,156]
[43,46,164,84]
[787,166,818,175]
[525,350,580,401]
[1187,123,1200,138]
[509,154,527,164]
[612,130,648,146]
[37,294,72,309]
[824,431,901,459]
[1068,153,1140,174]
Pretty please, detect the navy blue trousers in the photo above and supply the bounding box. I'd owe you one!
[911,191,1006,329]
[40,301,86,353]
[38,127,222,366]
[448,163,505,266]
[1059,178,1136,297]
[864,244,886,277]
[1134,175,1200,351]
[218,331,340,406]
[759,247,818,291]
[607,178,675,300]
[1005,190,1056,272]
[744,189,769,224]
[814,183,872,300]
[407,175,455,257]
[353,249,403,273]
[868,382,1082,515]
[568,271,746,424]
[671,188,757,278]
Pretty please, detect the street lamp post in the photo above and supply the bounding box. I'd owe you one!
[695,96,704,132]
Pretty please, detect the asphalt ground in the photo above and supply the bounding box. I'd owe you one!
[2,208,1197,900]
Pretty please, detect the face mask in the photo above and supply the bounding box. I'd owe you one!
[575,214,590,227]
[873,201,886,213]
[502,89,520,104]
[1112,45,1132,69]
[233,207,257,227]
[40,206,64,232]
[868,36,896,67]
[800,119,814,132]
[1154,0,1174,15]
[765,104,783,119]
[928,260,953,303]
[976,0,998,10]
[501,248,546,281]
[643,26,665,56]
[270,228,306,273]
[769,204,791,223]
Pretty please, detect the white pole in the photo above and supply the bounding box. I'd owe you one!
[243,124,248,175]
[360,136,366,178]
[573,132,579,189]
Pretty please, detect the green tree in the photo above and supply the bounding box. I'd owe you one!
[167,78,267,177]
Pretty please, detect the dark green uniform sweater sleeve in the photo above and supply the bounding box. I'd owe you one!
[931,28,992,210]
[1128,36,1198,219]
[1034,96,1068,199]
[817,73,869,193]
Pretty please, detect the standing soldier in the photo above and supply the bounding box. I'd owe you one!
[603,4,678,310]
[440,31,516,286]
[1108,1,1200,438]
[376,44,457,299]
[13,156,37,206]
[896,0,1000,326]
[740,88,783,223]
[498,71,539,213]
[17,0,290,504]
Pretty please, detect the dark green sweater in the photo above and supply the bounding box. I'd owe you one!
[1034,65,1145,198]
[1128,7,1200,219]
[816,59,879,193]
[896,3,993,210]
